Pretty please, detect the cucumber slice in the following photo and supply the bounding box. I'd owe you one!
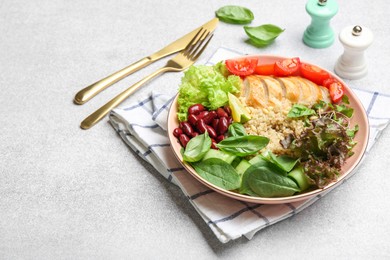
[288,166,310,191]
[235,159,251,176]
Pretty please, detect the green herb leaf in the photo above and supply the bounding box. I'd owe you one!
[183,132,211,162]
[216,135,269,156]
[244,24,284,47]
[335,104,354,118]
[341,95,350,104]
[246,164,300,197]
[215,5,254,24]
[346,124,359,138]
[228,122,248,137]
[192,158,241,190]
[287,104,315,118]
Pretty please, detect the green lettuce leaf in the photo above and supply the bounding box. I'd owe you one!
[177,62,241,121]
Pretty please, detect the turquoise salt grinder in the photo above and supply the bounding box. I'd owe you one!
[303,0,339,48]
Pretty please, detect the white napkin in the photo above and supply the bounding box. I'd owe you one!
[109,47,390,243]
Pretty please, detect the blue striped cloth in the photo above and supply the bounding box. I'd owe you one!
[109,47,390,243]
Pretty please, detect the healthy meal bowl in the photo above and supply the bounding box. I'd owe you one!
[167,55,369,204]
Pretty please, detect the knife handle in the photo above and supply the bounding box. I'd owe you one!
[74,57,152,105]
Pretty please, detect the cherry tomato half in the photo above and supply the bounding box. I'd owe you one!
[300,63,331,86]
[323,78,344,103]
[225,57,258,76]
[274,57,300,77]
[254,63,275,76]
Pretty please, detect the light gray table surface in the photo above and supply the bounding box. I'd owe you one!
[1,0,389,259]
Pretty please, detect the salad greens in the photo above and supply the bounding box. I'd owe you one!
[247,164,300,197]
[283,101,358,188]
[181,120,307,197]
[215,5,254,24]
[216,135,269,156]
[228,122,248,137]
[192,158,241,190]
[182,132,211,162]
[287,104,315,118]
[244,24,285,47]
[177,62,241,121]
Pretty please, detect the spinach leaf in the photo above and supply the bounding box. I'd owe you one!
[239,159,271,196]
[266,151,299,173]
[216,135,269,156]
[192,158,241,190]
[239,170,260,197]
[215,5,254,24]
[244,24,284,47]
[246,165,300,197]
[183,132,211,162]
[287,104,315,118]
[228,122,247,137]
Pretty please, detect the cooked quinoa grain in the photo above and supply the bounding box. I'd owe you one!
[243,100,305,155]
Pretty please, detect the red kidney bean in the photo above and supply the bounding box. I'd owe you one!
[211,118,219,130]
[217,117,229,135]
[191,132,199,137]
[211,139,218,150]
[203,111,217,125]
[179,134,190,148]
[216,107,228,118]
[173,127,183,138]
[216,134,225,143]
[224,105,232,115]
[188,114,198,126]
[180,122,194,137]
[196,119,207,134]
[197,111,209,120]
[205,125,217,139]
[188,104,205,115]
[227,116,233,125]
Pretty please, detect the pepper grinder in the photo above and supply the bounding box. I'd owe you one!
[335,25,374,80]
[303,0,339,48]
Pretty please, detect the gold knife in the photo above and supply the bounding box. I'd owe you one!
[74,18,219,105]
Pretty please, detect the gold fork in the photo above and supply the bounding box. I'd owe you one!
[80,28,213,130]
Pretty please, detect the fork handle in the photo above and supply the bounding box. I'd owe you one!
[80,67,168,129]
[74,57,152,105]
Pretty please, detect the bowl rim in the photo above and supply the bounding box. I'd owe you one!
[167,54,369,204]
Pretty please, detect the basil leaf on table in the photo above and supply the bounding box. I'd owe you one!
[244,24,285,47]
[192,158,241,190]
[183,132,211,162]
[228,122,247,137]
[247,165,300,197]
[216,135,269,156]
[215,5,254,24]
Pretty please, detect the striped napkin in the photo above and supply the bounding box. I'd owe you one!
[109,47,390,243]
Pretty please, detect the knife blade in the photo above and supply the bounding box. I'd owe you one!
[74,17,219,105]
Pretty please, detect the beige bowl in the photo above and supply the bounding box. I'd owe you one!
[167,55,369,204]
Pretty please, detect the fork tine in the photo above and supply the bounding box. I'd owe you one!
[182,28,205,56]
[184,29,208,56]
[188,33,213,61]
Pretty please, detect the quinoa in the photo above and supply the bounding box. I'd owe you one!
[242,100,305,155]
